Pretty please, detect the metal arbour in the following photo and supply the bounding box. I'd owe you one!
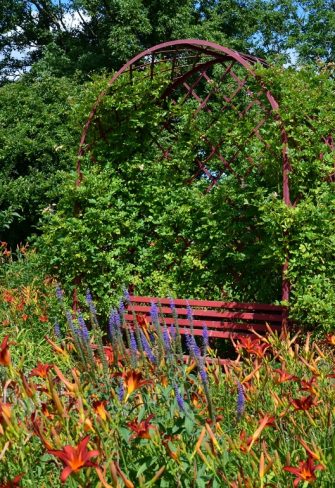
[77,39,292,303]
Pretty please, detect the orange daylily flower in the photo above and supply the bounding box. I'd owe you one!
[30,362,53,378]
[248,415,276,451]
[0,473,24,488]
[92,400,108,421]
[284,456,324,486]
[0,402,12,426]
[39,315,48,323]
[236,336,269,358]
[2,291,14,304]
[273,368,298,384]
[291,395,319,411]
[0,336,11,366]
[122,370,152,401]
[48,436,100,483]
[127,414,155,439]
[326,334,335,346]
[21,314,28,321]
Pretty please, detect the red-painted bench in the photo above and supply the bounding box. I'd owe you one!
[124,296,285,341]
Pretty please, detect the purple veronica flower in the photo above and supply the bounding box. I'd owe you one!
[54,322,61,338]
[150,302,159,323]
[199,365,208,385]
[170,324,176,339]
[85,289,97,316]
[141,331,156,363]
[169,297,176,314]
[130,330,137,353]
[186,334,201,360]
[237,382,245,419]
[174,384,185,412]
[118,299,125,316]
[77,313,90,341]
[55,286,64,302]
[117,379,125,402]
[108,309,121,338]
[202,323,209,351]
[186,302,193,323]
[65,310,77,335]
[123,287,131,303]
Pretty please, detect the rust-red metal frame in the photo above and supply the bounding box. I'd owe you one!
[77,39,292,304]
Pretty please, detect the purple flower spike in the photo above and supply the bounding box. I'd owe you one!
[130,330,137,353]
[141,331,156,363]
[118,379,125,402]
[85,289,97,316]
[54,322,61,338]
[123,287,131,303]
[77,313,90,341]
[202,323,209,352]
[174,384,185,412]
[150,302,159,323]
[169,297,176,313]
[186,302,193,323]
[237,382,245,419]
[55,286,64,302]
[118,299,125,316]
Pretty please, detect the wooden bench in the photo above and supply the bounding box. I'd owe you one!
[124,296,285,342]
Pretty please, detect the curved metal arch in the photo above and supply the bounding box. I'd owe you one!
[78,39,291,206]
[77,39,292,303]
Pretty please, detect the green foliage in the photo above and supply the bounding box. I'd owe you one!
[34,64,335,333]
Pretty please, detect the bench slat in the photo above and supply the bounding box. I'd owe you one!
[124,315,280,332]
[129,305,282,322]
[130,295,284,312]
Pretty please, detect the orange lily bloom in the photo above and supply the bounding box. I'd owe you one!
[284,456,324,486]
[92,400,108,421]
[48,436,99,483]
[273,368,298,384]
[0,336,11,366]
[0,402,12,427]
[326,334,335,346]
[236,336,269,358]
[30,362,53,378]
[127,414,155,439]
[122,371,152,401]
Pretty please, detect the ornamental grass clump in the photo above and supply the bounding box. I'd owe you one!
[0,288,334,486]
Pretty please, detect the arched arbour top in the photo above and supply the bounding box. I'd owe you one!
[77,39,292,303]
[78,39,291,207]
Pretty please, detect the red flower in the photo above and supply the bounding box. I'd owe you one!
[291,395,318,411]
[2,291,14,304]
[326,334,335,346]
[48,436,99,483]
[39,315,48,323]
[0,473,24,488]
[273,368,298,384]
[21,314,28,321]
[0,336,11,367]
[236,336,269,358]
[127,415,155,439]
[284,456,324,486]
[122,370,152,401]
[30,362,53,378]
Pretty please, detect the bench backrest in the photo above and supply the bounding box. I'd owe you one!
[124,296,285,340]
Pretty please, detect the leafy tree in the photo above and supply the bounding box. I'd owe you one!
[1,1,334,84]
